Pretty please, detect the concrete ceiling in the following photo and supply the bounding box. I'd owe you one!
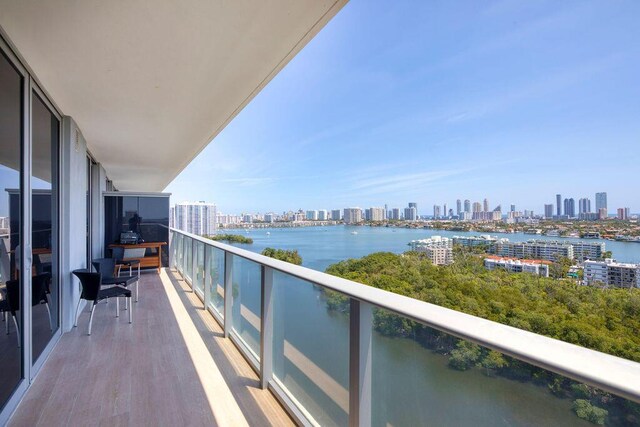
[0,0,347,191]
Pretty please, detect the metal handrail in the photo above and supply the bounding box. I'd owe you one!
[170,227,640,404]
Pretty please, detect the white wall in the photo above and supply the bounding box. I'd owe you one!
[61,117,87,332]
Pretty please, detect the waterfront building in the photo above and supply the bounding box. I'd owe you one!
[544,204,554,219]
[243,214,253,223]
[456,199,462,216]
[510,204,516,212]
[331,209,341,221]
[617,208,630,220]
[569,241,605,261]
[584,259,639,288]
[404,206,417,221]
[459,212,472,221]
[556,194,562,216]
[391,208,401,220]
[173,201,217,235]
[433,205,441,219]
[598,208,608,220]
[472,202,482,212]
[484,256,550,277]
[595,192,608,213]
[494,240,574,262]
[464,199,471,213]
[366,207,385,222]
[578,198,591,214]
[409,236,453,265]
[317,209,328,221]
[306,210,318,221]
[408,202,418,217]
[483,198,489,213]
[343,207,363,224]
[452,235,508,248]
[264,213,275,223]
[563,198,576,218]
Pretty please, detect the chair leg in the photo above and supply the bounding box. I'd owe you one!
[45,302,53,331]
[5,312,9,334]
[74,298,82,327]
[12,315,20,347]
[87,303,96,335]
[129,265,132,276]
[129,296,133,324]
[116,297,120,318]
[136,281,139,303]
[125,296,128,311]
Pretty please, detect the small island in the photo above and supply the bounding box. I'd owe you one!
[205,234,253,244]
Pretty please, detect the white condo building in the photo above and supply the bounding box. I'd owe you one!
[409,236,453,265]
[343,207,363,224]
[172,201,217,235]
[584,259,640,288]
[484,257,549,277]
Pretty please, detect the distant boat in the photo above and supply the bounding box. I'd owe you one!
[266,232,271,235]
[351,231,358,235]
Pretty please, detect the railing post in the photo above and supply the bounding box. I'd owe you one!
[190,239,196,292]
[223,251,233,338]
[168,229,174,270]
[203,245,210,308]
[349,299,372,427]
[260,266,274,389]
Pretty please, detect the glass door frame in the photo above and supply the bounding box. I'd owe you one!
[0,29,63,423]
[30,81,62,376]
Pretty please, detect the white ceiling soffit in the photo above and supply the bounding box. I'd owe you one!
[0,0,347,191]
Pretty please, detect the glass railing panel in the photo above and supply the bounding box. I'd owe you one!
[205,245,225,318]
[184,236,193,283]
[230,255,261,358]
[193,241,204,295]
[368,307,639,427]
[175,232,184,273]
[272,271,350,427]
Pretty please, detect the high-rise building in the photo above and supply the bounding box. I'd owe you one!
[409,236,453,265]
[595,192,607,213]
[456,199,462,216]
[564,198,575,217]
[366,207,385,221]
[404,206,417,221]
[408,202,418,217]
[544,204,554,219]
[617,208,630,220]
[391,208,401,220]
[305,210,318,220]
[317,209,328,221]
[172,201,217,235]
[556,194,562,216]
[433,205,441,219]
[578,198,591,214]
[331,209,342,221]
[510,204,516,213]
[443,203,448,218]
[464,199,471,213]
[483,198,489,213]
[343,208,363,224]
[472,202,482,212]
[598,208,608,220]
[584,259,639,288]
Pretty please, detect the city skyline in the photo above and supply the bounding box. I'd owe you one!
[165,1,640,214]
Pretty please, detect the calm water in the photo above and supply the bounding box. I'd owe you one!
[226,225,635,426]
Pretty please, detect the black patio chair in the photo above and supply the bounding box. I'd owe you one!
[92,258,138,306]
[72,269,132,335]
[111,246,141,301]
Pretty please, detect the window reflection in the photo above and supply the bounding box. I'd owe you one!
[0,49,23,409]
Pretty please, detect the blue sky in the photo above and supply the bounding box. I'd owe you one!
[165,0,640,216]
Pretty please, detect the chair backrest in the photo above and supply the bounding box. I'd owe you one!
[5,279,20,313]
[92,258,116,279]
[31,273,50,306]
[72,269,101,302]
[111,246,125,262]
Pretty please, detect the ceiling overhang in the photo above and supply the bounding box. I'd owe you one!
[0,0,347,190]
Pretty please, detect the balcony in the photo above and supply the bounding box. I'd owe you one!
[6,228,640,425]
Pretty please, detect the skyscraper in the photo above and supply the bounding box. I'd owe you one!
[443,203,447,217]
[564,198,576,218]
[408,202,418,217]
[578,198,591,214]
[544,204,554,219]
[595,192,607,213]
[464,199,471,213]
[456,199,462,216]
[472,202,482,212]
[556,194,562,216]
[173,201,217,235]
[483,198,489,212]
[510,204,516,212]
[433,205,441,219]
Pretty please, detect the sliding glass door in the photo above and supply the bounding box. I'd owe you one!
[0,45,24,413]
[31,90,60,364]
[0,37,61,415]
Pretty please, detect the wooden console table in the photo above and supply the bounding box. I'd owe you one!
[108,242,167,273]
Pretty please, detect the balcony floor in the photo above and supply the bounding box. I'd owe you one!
[8,269,293,426]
